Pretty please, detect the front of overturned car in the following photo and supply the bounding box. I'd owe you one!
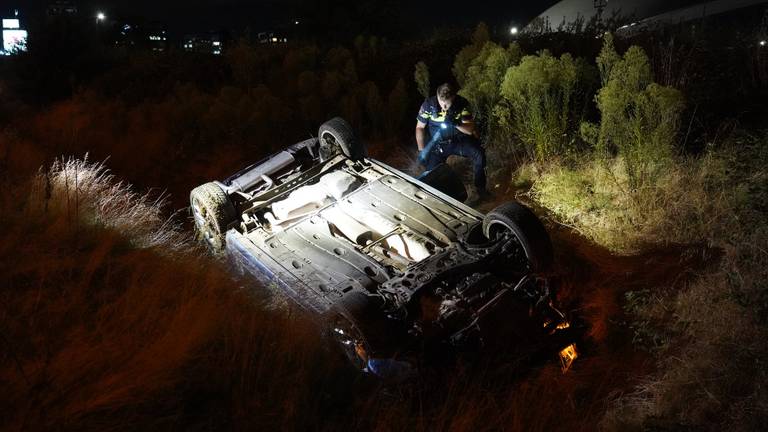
[191,118,577,376]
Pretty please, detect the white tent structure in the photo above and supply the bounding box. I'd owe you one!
[525,0,768,33]
[620,0,768,35]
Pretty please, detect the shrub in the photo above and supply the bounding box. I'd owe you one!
[226,39,261,90]
[497,50,595,161]
[458,42,522,140]
[386,78,408,132]
[359,80,383,135]
[583,35,686,193]
[452,22,490,86]
[414,61,430,99]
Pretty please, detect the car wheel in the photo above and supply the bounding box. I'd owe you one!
[482,202,553,272]
[318,117,365,161]
[190,182,237,253]
[330,291,399,369]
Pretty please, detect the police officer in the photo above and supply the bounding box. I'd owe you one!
[415,83,488,200]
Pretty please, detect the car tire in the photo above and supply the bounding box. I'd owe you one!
[190,182,237,253]
[330,291,399,367]
[482,202,553,272]
[318,117,365,161]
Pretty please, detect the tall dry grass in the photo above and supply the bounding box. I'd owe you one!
[36,157,189,251]
[527,153,735,254]
[0,157,663,431]
[0,158,359,431]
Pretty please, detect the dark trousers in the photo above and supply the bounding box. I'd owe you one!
[424,135,487,190]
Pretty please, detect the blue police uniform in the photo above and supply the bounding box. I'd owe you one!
[417,95,487,190]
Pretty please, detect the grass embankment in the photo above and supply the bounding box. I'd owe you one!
[517,134,768,429]
[2,158,630,432]
[0,159,358,430]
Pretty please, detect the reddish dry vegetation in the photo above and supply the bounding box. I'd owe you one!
[0,154,717,431]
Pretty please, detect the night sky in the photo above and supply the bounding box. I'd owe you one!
[13,0,559,35]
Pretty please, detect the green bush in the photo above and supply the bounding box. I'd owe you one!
[584,35,686,192]
[452,22,490,86]
[497,50,595,161]
[386,78,408,132]
[414,61,430,99]
[458,42,522,140]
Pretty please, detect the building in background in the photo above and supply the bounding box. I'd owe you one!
[47,0,78,17]
[257,31,288,44]
[183,32,225,55]
[147,22,168,53]
[2,9,28,55]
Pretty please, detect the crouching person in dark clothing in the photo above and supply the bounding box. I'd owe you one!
[415,83,489,201]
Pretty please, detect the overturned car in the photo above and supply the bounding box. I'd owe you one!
[191,118,577,377]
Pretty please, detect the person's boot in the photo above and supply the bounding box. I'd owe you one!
[464,187,492,207]
[476,187,494,202]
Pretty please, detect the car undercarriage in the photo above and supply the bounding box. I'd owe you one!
[190,118,578,377]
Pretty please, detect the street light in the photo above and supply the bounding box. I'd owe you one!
[96,12,106,23]
[760,40,767,47]
[510,26,519,35]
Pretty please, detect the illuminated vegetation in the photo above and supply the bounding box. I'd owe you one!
[459,41,522,141]
[583,34,685,193]
[496,50,595,161]
[452,28,768,430]
[601,136,768,430]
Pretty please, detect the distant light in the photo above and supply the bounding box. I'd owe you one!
[440,123,448,129]
[294,20,300,25]
[212,41,221,46]
[761,40,767,47]
[510,26,518,35]
[2,19,20,29]
[271,37,278,42]
[96,12,106,21]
